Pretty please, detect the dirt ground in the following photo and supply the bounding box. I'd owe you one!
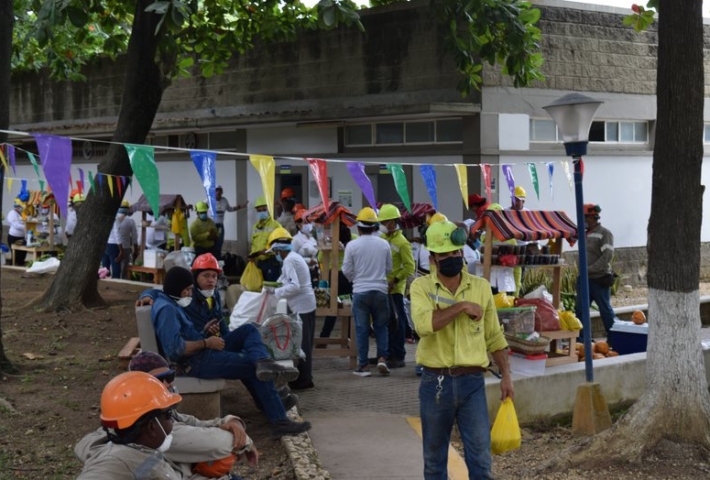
[1,269,710,479]
[0,269,295,480]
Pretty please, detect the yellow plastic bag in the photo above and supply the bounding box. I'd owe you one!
[240,261,264,292]
[558,310,582,331]
[494,292,515,309]
[490,398,521,455]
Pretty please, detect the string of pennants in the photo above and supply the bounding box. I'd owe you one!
[0,129,579,220]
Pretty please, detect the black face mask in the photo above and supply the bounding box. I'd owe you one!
[437,256,464,277]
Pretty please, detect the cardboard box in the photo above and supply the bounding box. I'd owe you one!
[508,351,548,377]
[609,320,648,355]
[144,250,166,269]
[498,307,536,337]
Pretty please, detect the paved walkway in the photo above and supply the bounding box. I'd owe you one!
[298,340,472,480]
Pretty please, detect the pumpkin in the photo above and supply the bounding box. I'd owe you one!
[577,344,585,361]
[592,353,605,360]
[631,310,646,325]
[594,341,610,355]
[606,351,619,357]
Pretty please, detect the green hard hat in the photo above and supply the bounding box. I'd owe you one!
[426,221,466,254]
[195,201,209,213]
[377,204,401,222]
[254,196,268,208]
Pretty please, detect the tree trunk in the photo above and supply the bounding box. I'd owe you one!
[36,1,171,310]
[547,0,710,470]
[0,0,14,372]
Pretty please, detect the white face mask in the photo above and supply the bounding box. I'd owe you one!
[176,297,192,308]
[154,417,174,453]
[379,225,389,235]
[200,289,214,298]
[116,214,126,221]
[301,224,313,235]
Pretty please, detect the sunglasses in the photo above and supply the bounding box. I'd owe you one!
[160,407,177,421]
[155,369,176,384]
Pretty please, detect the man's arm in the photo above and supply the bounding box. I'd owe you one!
[490,348,514,400]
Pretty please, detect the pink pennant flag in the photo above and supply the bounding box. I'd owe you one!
[481,164,492,201]
[32,134,72,219]
[307,158,330,212]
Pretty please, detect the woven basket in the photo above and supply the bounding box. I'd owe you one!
[505,334,550,355]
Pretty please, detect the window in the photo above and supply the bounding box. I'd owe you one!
[704,124,710,143]
[529,119,558,141]
[531,119,649,144]
[343,118,463,146]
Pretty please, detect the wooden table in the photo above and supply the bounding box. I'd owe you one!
[11,245,55,265]
[125,265,165,284]
[541,329,578,366]
[313,306,357,369]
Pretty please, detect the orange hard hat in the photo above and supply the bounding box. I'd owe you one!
[193,454,237,478]
[584,204,601,216]
[100,371,182,430]
[292,203,306,213]
[281,187,296,200]
[294,208,307,222]
[191,253,222,273]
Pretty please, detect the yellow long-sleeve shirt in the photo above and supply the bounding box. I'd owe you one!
[410,271,507,368]
[383,230,415,296]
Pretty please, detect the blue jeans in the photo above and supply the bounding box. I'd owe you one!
[419,369,493,480]
[102,243,121,279]
[575,276,615,336]
[388,293,408,361]
[215,223,224,260]
[186,324,287,423]
[352,291,390,367]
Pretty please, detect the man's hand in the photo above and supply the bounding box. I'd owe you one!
[244,446,259,467]
[459,301,483,321]
[263,286,275,294]
[499,375,514,401]
[135,297,154,307]
[203,319,221,336]
[205,335,225,351]
[220,418,248,450]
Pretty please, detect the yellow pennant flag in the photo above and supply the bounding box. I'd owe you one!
[454,164,469,210]
[561,161,573,191]
[249,155,276,218]
[108,175,114,197]
[6,178,12,193]
[0,148,7,172]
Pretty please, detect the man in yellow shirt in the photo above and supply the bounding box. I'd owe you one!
[410,220,513,480]
[249,196,283,282]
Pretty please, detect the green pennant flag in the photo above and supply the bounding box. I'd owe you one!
[125,144,160,215]
[387,163,411,212]
[88,171,95,193]
[39,180,45,192]
[526,163,540,200]
[27,152,41,178]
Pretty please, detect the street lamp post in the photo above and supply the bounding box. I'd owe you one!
[543,93,612,435]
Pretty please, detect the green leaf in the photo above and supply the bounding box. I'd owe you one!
[322,6,336,27]
[66,7,89,28]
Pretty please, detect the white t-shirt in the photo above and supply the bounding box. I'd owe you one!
[342,234,392,294]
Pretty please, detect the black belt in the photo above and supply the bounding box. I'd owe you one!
[422,366,487,376]
[215,223,224,227]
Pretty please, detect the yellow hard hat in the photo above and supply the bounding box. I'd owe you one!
[254,196,268,208]
[120,200,130,208]
[487,203,504,211]
[514,186,527,199]
[426,212,448,226]
[426,221,467,254]
[72,193,85,203]
[267,227,293,248]
[377,204,400,222]
[356,207,379,225]
[195,201,209,213]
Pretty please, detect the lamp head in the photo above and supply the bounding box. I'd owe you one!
[543,93,603,157]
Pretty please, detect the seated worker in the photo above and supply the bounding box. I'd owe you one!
[76,352,255,480]
[291,208,320,285]
[76,371,183,479]
[266,228,317,391]
[143,266,310,437]
[249,196,283,282]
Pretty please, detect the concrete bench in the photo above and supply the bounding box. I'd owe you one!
[135,305,226,419]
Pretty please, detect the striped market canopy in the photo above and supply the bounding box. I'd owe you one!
[470,210,579,245]
[302,201,357,227]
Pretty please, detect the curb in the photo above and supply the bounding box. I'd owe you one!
[282,408,332,480]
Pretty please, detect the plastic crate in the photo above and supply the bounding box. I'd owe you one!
[609,320,648,355]
[508,351,548,377]
[497,307,537,338]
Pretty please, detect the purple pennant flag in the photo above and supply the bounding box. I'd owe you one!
[419,165,438,211]
[190,151,218,217]
[501,164,516,203]
[32,134,72,219]
[346,162,378,213]
[547,162,555,199]
[78,168,85,194]
[7,145,16,175]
